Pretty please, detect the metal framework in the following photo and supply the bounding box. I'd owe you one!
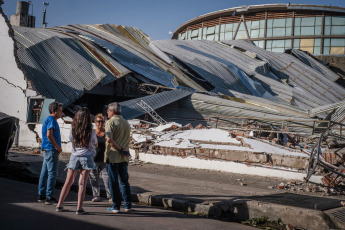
[136,100,167,125]
[305,120,345,186]
[173,4,345,55]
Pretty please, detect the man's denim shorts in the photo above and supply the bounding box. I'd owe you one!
[66,154,96,170]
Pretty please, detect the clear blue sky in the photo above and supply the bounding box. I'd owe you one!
[2,0,345,40]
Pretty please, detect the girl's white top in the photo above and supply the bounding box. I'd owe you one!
[70,129,97,156]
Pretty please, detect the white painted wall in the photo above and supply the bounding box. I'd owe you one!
[0,9,39,147]
[131,150,322,183]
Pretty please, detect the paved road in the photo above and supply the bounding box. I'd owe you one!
[0,177,255,230]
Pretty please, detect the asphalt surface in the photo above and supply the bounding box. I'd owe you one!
[0,177,255,230]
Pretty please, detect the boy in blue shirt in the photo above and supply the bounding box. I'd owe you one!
[38,102,63,205]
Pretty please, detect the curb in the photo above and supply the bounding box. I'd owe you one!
[131,192,338,230]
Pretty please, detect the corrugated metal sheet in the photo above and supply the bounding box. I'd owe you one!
[222,40,345,102]
[14,28,106,107]
[153,40,278,101]
[80,34,178,88]
[158,92,316,135]
[287,49,339,82]
[120,88,194,120]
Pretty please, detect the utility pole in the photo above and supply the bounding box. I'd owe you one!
[42,2,49,28]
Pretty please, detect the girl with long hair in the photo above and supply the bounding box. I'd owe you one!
[56,107,97,214]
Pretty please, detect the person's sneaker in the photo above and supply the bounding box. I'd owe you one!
[76,209,87,215]
[106,207,120,213]
[56,206,64,212]
[45,197,58,205]
[38,195,46,203]
[91,197,101,202]
[124,209,132,213]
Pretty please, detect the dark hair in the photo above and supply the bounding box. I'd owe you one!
[72,107,92,148]
[49,102,63,114]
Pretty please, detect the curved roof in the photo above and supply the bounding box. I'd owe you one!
[172,4,345,39]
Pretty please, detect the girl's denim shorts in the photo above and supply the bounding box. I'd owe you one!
[66,154,96,170]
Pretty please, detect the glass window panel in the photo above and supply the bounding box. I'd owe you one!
[260,20,265,28]
[219,32,225,40]
[233,23,239,31]
[187,30,191,39]
[266,40,272,49]
[191,29,199,37]
[301,17,315,26]
[315,17,322,26]
[301,27,315,36]
[224,32,233,40]
[206,34,215,40]
[285,39,292,48]
[324,25,331,35]
[332,16,345,26]
[220,24,225,33]
[250,29,259,38]
[323,47,330,55]
[236,30,248,39]
[331,26,345,35]
[246,21,251,31]
[198,32,202,39]
[178,33,181,40]
[286,18,292,27]
[300,39,314,47]
[251,21,260,29]
[273,28,286,37]
[272,40,284,48]
[294,26,300,36]
[267,19,273,28]
[300,47,314,54]
[272,48,285,52]
[324,38,330,46]
[253,41,259,46]
[274,19,286,28]
[215,33,219,41]
[191,37,198,40]
[314,38,321,47]
[315,26,322,35]
[259,28,265,38]
[258,40,264,48]
[286,27,291,36]
[294,17,301,27]
[314,46,321,55]
[331,38,345,46]
[293,39,300,48]
[330,47,345,55]
[267,29,273,37]
[225,23,233,32]
[238,22,246,31]
[325,16,331,26]
[206,26,215,35]
[215,25,220,34]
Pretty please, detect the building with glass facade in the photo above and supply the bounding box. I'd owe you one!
[172,4,345,55]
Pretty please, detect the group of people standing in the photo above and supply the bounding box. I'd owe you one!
[37,102,132,214]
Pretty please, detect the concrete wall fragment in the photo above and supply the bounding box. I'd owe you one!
[0,7,39,147]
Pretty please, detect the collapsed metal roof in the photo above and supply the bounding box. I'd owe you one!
[120,88,194,120]
[10,24,345,133]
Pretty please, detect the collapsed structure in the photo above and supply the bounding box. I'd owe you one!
[1,4,345,184]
